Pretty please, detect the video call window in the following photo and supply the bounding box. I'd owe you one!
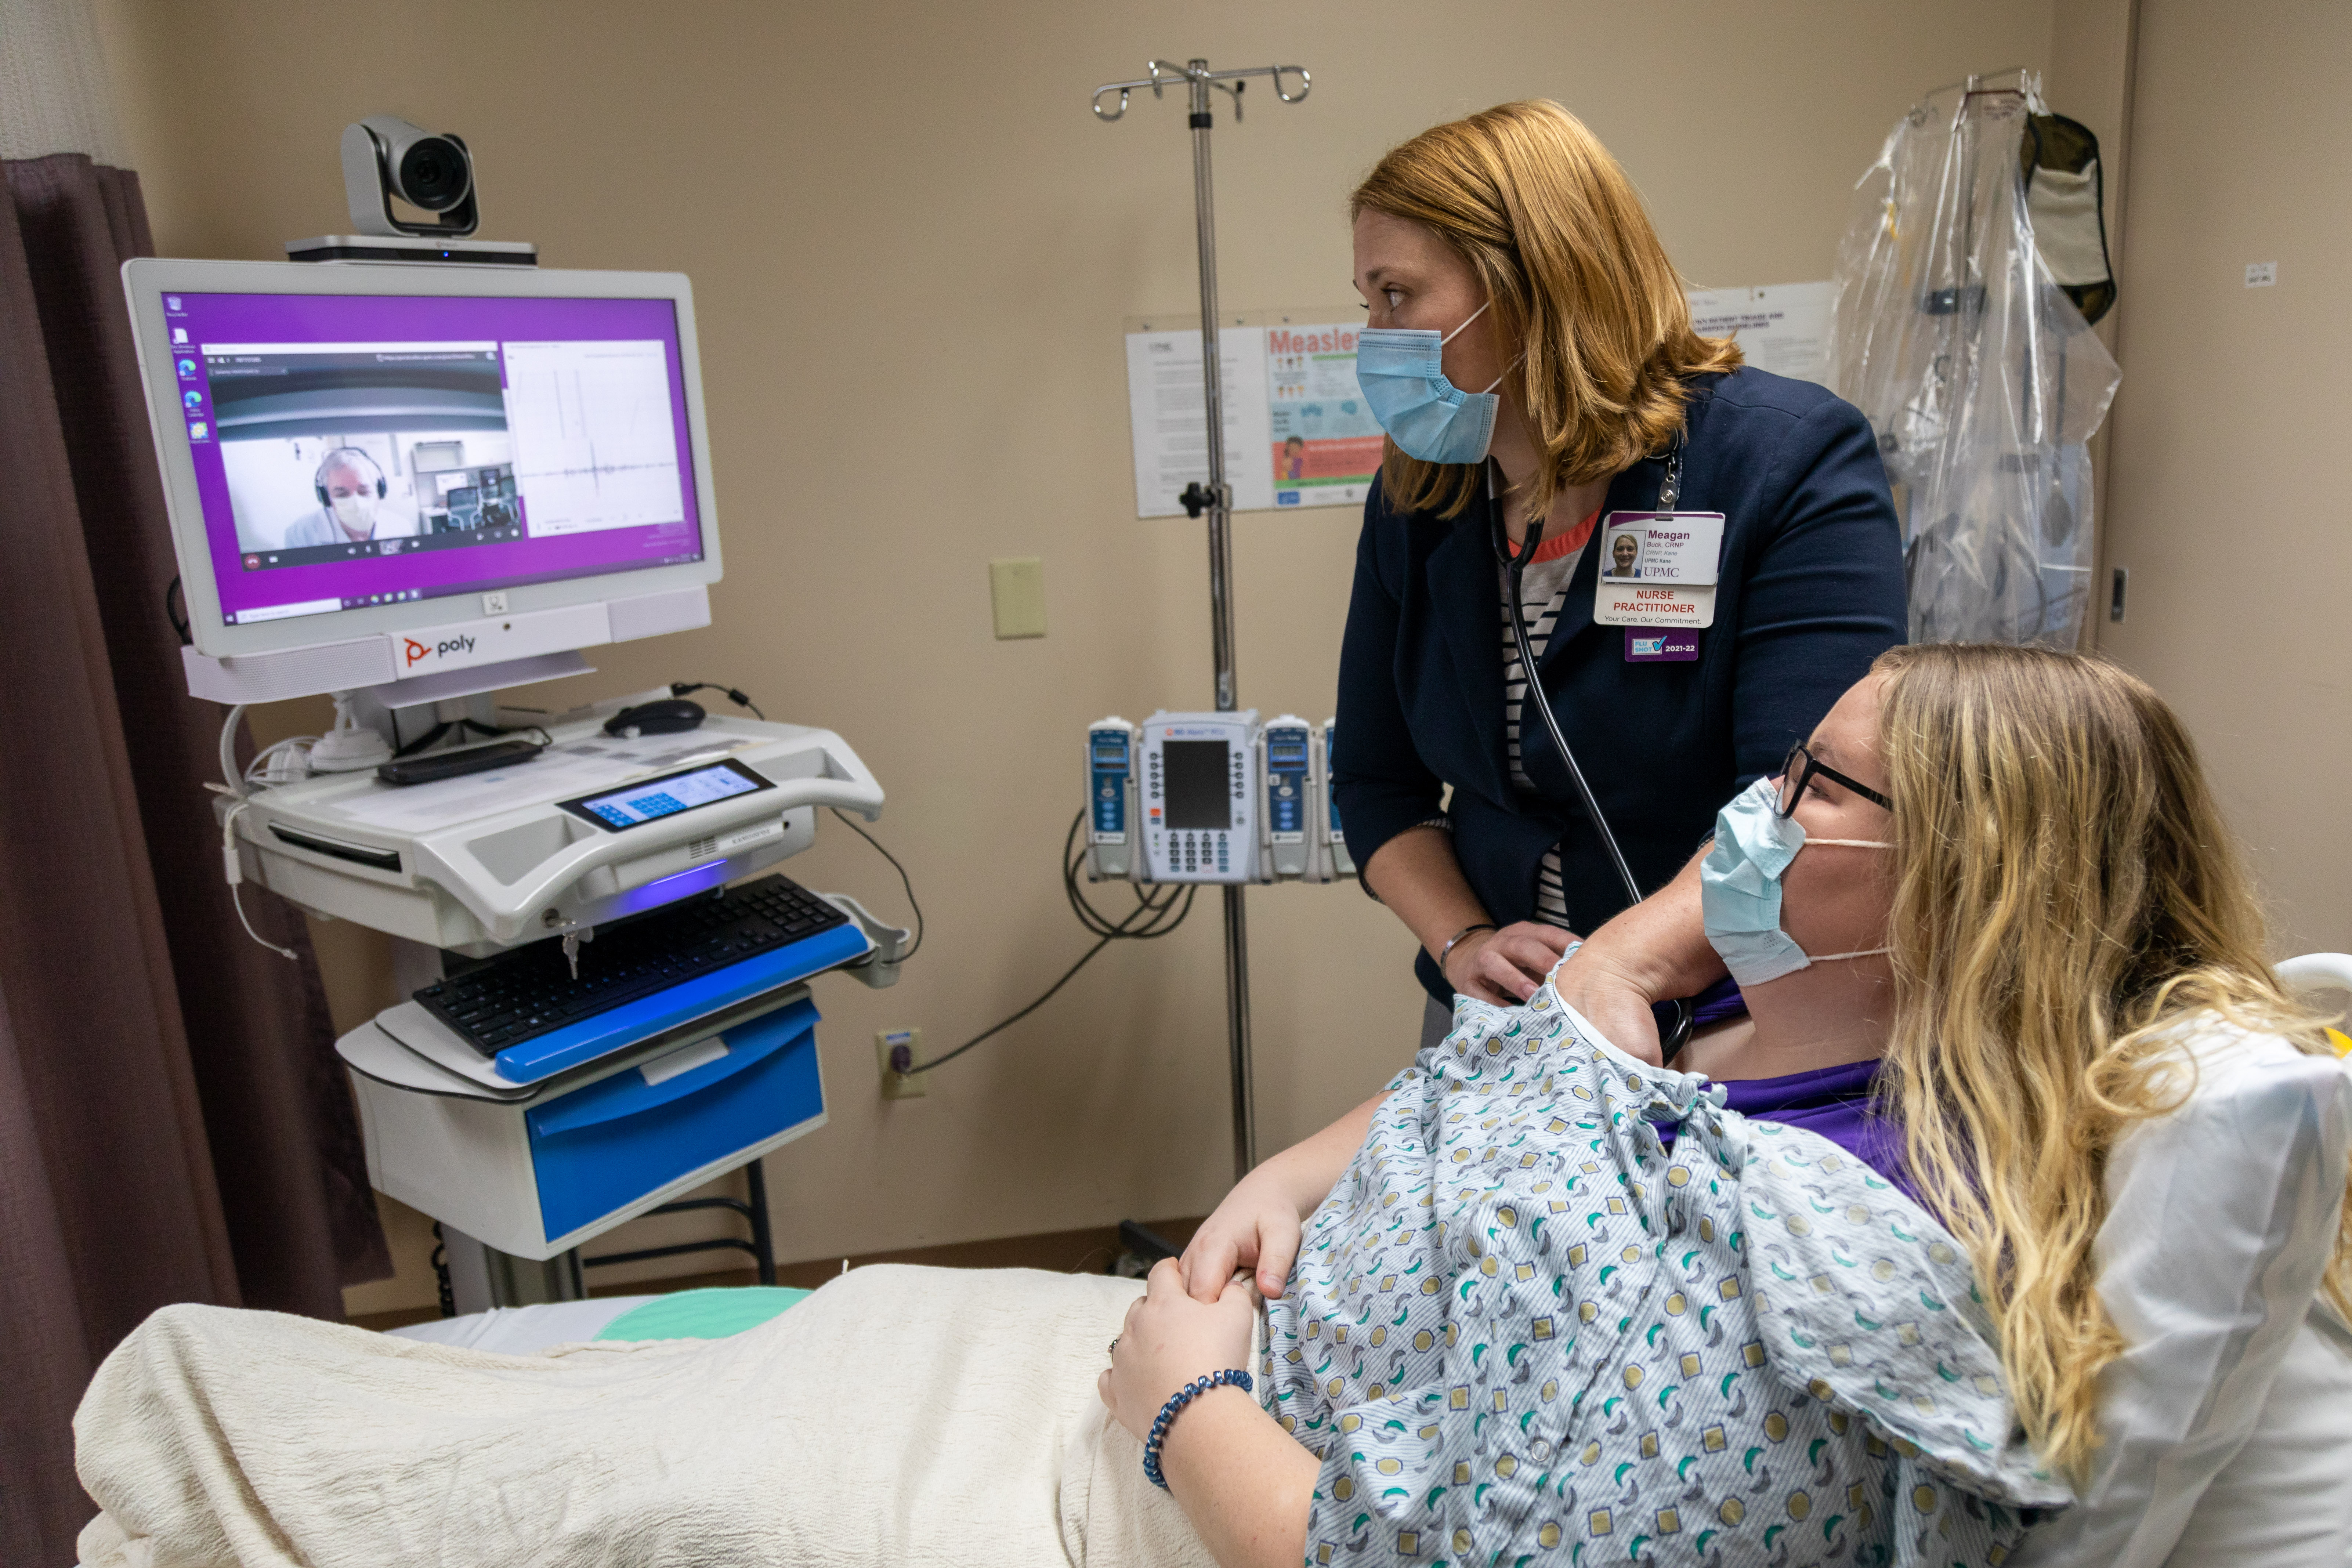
[201,337,687,573]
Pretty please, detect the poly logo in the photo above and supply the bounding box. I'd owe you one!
[403,633,478,668]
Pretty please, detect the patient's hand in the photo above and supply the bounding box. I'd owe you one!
[1099,1259,1258,1444]
[1183,1165,1306,1303]
[1552,946,1667,1064]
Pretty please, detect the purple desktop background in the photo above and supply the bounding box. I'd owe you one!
[167,291,703,621]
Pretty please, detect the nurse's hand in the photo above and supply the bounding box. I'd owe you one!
[1444,920,1577,1004]
[1099,1259,1258,1444]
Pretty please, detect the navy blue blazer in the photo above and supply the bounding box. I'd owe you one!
[1331,367,1906,1004]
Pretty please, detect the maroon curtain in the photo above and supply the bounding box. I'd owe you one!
[0,152,390,1562]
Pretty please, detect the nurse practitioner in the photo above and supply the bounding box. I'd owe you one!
[1332,101,1906,1038]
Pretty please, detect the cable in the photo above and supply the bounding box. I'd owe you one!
[220,800,298,961]
[900,813,1195,1075]
[245,735,320,787]
[218,703,251,797]
[663,678,1184,1075]
[828,807,924,963]
[670,681,766,721]
[164,575,190,646]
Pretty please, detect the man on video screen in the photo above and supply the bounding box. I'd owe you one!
[283,448,421,548]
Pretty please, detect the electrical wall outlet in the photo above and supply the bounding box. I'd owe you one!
[877,1028,925,1098]
[989,557,1046,640]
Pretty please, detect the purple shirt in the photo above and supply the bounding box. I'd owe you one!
[1654,1057,1920,1205]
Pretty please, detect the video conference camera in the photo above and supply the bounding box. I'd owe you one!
[341,115,478,238]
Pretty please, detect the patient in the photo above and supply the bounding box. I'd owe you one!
[72,648,2349,1568]
[1170,643,2351,1567]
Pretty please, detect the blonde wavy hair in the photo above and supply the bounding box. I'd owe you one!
[1349,99,1741,525]
[1870,643,2350,1481]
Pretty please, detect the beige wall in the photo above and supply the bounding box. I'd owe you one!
[2094,0,2351,956]
[91,0,2070,1312]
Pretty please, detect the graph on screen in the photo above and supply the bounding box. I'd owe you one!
[501,340,687,537]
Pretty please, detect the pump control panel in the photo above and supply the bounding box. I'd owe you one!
[1259,715,1314,880]
[1140,710,1259,885]
[1083,717,1140,881]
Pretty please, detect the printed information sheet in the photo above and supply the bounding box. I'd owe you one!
[1124,323,1272,517]
[1685,282,1832,385]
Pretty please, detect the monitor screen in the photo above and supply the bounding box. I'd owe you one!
[163,290,705,627]
[1162,740,1231,831]
[558,759,771,832]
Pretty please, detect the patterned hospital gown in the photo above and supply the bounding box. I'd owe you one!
[1259,985,2071,1566]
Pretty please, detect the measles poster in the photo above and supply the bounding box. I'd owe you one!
[1264,320,1382,510]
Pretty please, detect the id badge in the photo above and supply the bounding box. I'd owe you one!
[1593,510,1725,629]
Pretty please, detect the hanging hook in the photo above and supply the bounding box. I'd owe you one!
[1089,59,1313,124]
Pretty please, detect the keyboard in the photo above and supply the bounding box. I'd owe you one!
[415,874,860,1077]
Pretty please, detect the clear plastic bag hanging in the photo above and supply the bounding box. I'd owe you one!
[1825,75,2120,648]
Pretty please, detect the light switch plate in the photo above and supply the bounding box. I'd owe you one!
[989,558,1046,640]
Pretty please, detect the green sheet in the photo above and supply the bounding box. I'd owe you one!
[599,1286,811,1342]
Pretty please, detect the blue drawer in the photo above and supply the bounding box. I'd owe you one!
[528,996,823,1243]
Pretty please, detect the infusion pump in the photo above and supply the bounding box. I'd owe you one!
[1083,710,1352,886]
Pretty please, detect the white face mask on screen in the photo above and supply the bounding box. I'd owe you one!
[330,492,378,535]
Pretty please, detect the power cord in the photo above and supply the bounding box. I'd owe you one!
[220,799,299,961]
[165,574,191,646]
[828,807,923,963]
[667,679,1186,1076]
[895,812,1195,1076]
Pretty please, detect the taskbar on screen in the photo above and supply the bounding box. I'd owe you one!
[222,550,705,625]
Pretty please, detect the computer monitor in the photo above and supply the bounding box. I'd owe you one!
[123,259,725,702]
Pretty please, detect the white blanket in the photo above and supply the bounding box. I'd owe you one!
[76,1264,1217,1568]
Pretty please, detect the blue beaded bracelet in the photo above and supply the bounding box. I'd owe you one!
[1141,1368,1254,1490]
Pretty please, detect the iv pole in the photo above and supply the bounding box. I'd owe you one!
[1092,58,1310,1181]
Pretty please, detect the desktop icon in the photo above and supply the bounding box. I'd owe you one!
[181,389,202,410]
[170,327,187,344]
[187,421,209,441]
[176,358,196,379]
[164,296,181,310]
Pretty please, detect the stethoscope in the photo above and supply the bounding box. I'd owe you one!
[1487,442,1697,1058]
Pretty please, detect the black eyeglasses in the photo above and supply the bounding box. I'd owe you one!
[1775,741,1891,819]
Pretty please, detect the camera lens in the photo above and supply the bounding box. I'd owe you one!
[397,137,470,211]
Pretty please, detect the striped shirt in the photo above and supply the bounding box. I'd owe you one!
[1500,509,1599,929]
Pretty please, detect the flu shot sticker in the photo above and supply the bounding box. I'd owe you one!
[1625,627,1700,662]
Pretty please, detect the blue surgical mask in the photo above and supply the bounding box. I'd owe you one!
[1355,300,1505,464]
[1700,778,1891,988]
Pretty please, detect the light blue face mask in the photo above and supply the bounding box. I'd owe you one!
[1700,778,1892,988]
[1355,300,1505,464]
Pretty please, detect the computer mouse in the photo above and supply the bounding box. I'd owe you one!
[604,698,706,738]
